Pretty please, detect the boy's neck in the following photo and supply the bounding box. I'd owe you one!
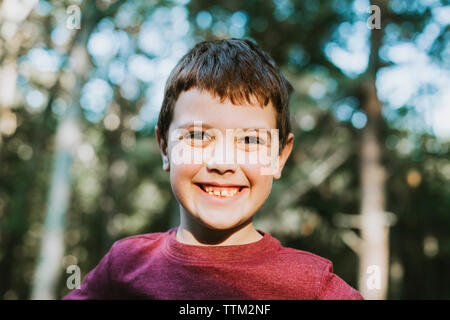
[175,222,263,246]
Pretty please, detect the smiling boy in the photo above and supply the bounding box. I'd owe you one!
[64,39,363,300]
[164,87,286,247]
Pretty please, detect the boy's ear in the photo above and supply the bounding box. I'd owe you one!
[273,133,294,179]
[155,126,170,171]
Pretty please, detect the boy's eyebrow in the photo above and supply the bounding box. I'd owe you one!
[176,121,273,132]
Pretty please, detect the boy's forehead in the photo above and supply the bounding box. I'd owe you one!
[170,88,277,130]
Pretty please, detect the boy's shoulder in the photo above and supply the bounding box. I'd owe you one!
[116,231,168,243]
[272,242,335,278]
[108,230,170,258]
[274,243,362,300]
[114,230,168,245]
[277,245,332,267]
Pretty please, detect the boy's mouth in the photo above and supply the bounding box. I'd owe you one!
[194,183,247,198]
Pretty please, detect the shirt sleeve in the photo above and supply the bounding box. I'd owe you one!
[62,244,115,300]
[317,261,364,300]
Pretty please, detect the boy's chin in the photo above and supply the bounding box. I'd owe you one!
[194,213,252,233]
[197,218,243,232]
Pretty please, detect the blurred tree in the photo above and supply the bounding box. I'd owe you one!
[0,0,448,300]
[30,0,123,299]
[357,0,390,299]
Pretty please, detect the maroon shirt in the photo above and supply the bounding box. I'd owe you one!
[63,227,363,300]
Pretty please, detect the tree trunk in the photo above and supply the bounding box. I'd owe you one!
[358,79,389,300]
[358,0,390,299]
[30,105,81,299]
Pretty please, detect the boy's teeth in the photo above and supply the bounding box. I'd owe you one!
[203,185,240,197]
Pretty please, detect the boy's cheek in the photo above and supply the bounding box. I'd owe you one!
[168,142,196,167]
[169,161,202,179]
[246,149,280,177]
[169,164,200,203]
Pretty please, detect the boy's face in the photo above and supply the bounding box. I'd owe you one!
[156,88,293,233]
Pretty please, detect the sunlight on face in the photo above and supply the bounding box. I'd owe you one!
[165,88,291,231]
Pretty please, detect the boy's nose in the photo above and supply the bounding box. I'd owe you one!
[205,136,237,174]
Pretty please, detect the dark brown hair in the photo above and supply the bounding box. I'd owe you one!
[156,38,293,151]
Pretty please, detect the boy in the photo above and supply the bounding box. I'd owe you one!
[64,39,363,300]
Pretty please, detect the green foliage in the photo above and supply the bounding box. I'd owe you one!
[0,0,448,299]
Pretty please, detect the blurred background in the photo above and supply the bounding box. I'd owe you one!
[0,0,449,300]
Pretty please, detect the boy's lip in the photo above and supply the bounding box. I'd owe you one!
[194,182,249,191]
[193,182,249,200]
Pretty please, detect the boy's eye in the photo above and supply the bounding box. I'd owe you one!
[189,131,207,140]
[243,136,261,144]
[238,136,265,145]
[236,134,267,152]
[183,131,212,147]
